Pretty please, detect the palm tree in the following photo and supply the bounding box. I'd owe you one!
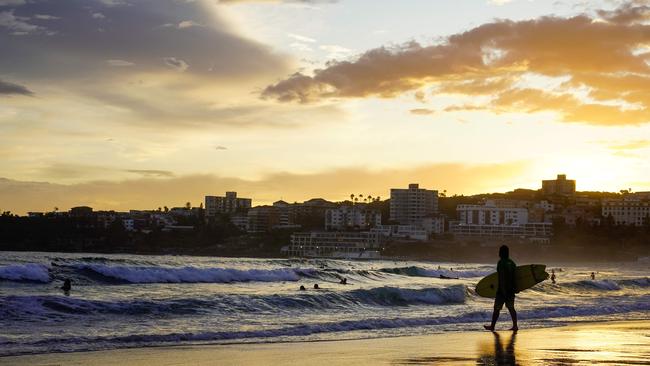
[185,201,191,209]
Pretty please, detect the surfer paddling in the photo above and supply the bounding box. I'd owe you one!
[484,245,518,332]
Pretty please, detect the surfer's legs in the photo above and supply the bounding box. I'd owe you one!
[505,296,518,331]
[485,295,505,331]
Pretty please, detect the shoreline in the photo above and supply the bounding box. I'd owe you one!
[3,320,649,365]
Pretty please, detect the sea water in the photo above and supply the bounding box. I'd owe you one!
[0,251,649,356]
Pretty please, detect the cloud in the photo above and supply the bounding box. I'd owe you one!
[218,0,337,3]
[106,59,135,67]
[0,161,529,214]
[0,79,33,96]
[263,1,650,126]
[163,57,189,72]
[0,9,44,35]
[34,14,60,20]
[607,140,650,151]
[409,108,435,115]
[125,169,175,177]
[0,0,26,7]
[0,0,294,129]
[0,0,290,81]
[288,33,315,43]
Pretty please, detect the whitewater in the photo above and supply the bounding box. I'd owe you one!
[0,251,648,357]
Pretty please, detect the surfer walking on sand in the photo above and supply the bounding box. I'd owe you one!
[484,245,518,332]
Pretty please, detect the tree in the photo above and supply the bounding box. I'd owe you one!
[185,202,191,209]
[164,206,169,212]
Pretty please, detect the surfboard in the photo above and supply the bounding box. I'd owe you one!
[475,264,549,298]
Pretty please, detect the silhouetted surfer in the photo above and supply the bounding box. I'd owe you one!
[61,279,71,295]
[551,269,556,284]
[299,285,306,291]
[339,277,347,285]
[313,283,320,289]
[484,245,518,331]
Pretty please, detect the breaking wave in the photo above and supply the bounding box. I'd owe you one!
[74,264,309,284]
[0,263,50,283]
[380,266,491,279]
[0,285,467,322]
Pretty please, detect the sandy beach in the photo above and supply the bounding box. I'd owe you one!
[2,320,649,365]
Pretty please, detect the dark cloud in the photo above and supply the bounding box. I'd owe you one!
[0,79,33,96]
[0,0,289,81]
[263,1,650,126]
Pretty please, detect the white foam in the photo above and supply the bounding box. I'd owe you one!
[78,264,307,283]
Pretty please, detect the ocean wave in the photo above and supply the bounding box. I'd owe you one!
[617,277,650,288]
[548,278,650,292]
[567,279,621,291]
[0,263,50,283]
[74,264,309,284]
[380,266,491,279]
[0,286,467,321]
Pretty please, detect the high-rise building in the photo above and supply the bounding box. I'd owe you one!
[389,183,438,225]
[542,174,576,196]
[204,191,251,217]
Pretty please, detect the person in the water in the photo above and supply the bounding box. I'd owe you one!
[299,285,306,291]
[61,279,72,293]
[313,283,320,289]
[484,245,518,332]
[551,269,556,284]
[339,278,347,285]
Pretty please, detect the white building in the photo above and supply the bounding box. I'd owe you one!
[450,222,552,241]
[287,231,383,258]
[325,205,381,230]
[390,183,438,225]
[452,201,551,241]
[457,202,529,226]
[602,199,650,226]
[372,225,429,241]
[205,192,252,217]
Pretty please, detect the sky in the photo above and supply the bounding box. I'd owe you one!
[1,0,650,214]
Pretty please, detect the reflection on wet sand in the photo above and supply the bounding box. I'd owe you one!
[476,332,517,366]
[395,332,520,366]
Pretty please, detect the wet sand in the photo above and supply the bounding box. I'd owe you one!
[2,320,649,365]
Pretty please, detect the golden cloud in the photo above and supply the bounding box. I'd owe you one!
[263,1,650,126]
